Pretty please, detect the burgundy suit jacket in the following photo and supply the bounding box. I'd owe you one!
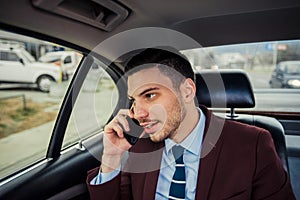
[87,106,295,200]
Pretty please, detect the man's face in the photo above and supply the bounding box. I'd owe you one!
[127,67,185,142]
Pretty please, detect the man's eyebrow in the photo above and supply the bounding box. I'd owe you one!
[139,87,159,96]
[128,87,159,99]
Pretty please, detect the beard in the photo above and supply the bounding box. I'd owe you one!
[149,98,186,142]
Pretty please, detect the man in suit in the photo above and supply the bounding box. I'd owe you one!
[86,48,295,199]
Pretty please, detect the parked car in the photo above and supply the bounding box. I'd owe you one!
[0,46,62,92]
[269,61,300,88]
[38,51,82,80]
[0,0,300,200]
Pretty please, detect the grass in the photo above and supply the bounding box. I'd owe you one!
[0,98,58,138]
[10,107,37,122]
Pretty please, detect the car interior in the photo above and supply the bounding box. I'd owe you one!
[195,70,289,172]
[0,0,300,199]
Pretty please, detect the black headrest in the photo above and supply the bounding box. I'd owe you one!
[195,70,255,108]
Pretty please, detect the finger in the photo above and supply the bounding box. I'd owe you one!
[104,121,124,138]
[117,109,131,116]
[115,114,130,132]
[118,109,135,120]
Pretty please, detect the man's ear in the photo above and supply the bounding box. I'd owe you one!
[181,78,196,103]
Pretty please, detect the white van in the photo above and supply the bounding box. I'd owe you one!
[38,51,82,80]
[0,47,62,92]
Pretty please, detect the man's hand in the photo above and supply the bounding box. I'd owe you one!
[101,109,133,173]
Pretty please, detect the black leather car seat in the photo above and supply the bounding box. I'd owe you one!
[195,70,289,172]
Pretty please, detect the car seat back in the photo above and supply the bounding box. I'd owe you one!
[195,70,289,172]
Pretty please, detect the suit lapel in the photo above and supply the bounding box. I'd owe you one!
[142,169,161,200]
[195,107,225,199]
[130,139,164,200]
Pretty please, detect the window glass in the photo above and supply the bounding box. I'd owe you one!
[181,40,300,112]
[2,52,19,61]
[0,29,82,179]
[278,63,285,72]
[64,56,72,64]
[63,59,117,148]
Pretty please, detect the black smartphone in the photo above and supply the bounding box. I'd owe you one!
[123,116,144,145]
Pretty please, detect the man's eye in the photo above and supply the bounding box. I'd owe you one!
[145,93,156,99]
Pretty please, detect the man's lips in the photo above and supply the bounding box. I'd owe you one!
[139,121,159,129]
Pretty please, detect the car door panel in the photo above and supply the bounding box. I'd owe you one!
[0,135,102,200]
[0,60,26,83]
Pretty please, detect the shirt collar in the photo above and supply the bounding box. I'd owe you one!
[165,108,206,156]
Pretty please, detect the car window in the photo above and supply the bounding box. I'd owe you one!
[285,63,300,73]
[181,40,300,113]
[7,52,19,62]
[0,29,82,179]
[64,56,72,64]
[1,52,19,61]
[63,59,117,148]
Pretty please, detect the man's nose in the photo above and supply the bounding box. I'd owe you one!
[133,102,149,119]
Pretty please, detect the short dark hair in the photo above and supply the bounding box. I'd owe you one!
[124,48,195,89]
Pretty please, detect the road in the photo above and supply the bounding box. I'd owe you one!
[247,71,271,89]
[254,90,300,112]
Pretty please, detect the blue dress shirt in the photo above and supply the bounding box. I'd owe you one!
[91,108,206,200]
[155,108,205,199]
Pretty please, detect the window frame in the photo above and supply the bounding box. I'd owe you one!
[46,52,124,158]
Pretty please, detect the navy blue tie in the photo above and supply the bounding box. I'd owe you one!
[169,145,186,200]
